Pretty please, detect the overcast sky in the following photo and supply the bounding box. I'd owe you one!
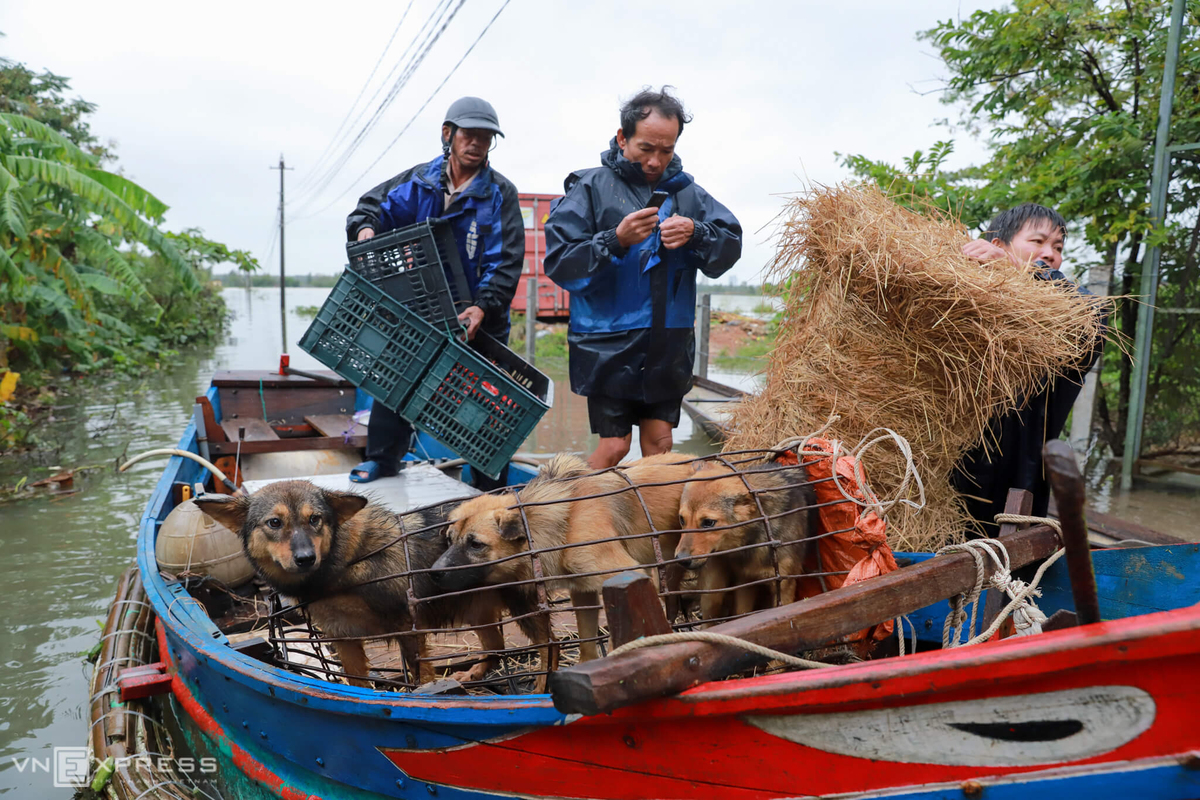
[3,0,1004,283]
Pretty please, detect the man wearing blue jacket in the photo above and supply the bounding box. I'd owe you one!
[544,86,742,469]
[345,96,524,485]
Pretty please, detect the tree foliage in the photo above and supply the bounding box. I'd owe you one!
[841,0,1200,454]
[0,53,260,373]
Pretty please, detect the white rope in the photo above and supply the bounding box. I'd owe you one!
[939,515,1065,648]
[771,415,926,522]
[607,631,833,670]
[895,614,917,656]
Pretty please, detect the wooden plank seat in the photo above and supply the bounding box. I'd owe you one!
[304,414,367,439]
[220,418,280,442]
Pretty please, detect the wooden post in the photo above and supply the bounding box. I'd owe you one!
[695,293,711,379]
[602,574,671,650]
[979,488,1033,639]
[1043,439,1101,625]
[549,523,1062,715]
[525,274,537,367]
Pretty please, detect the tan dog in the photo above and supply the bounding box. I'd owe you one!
[196,481,548,690]
[676,459,818,625]
[431,452,693,662]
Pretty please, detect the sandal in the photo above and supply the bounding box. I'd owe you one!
[349,460,398,484]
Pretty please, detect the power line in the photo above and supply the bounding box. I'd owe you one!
[292,0,512,222]
[290,0,417,198]
[290,0,464,212]
[289,0,464,212]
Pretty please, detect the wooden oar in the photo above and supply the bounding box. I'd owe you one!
[549,523,1063,716]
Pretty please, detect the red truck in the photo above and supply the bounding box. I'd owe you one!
[512,192,568,321]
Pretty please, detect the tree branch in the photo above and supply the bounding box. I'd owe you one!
[1079,46,1122,113]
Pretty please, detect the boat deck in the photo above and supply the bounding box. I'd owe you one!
[241,463,480,515]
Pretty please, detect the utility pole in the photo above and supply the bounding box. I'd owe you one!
[1121,0,1185,489]
[269,155,294,352]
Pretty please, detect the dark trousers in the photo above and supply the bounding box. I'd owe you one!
[364,402,508,491]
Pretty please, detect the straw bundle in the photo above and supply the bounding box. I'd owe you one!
[727,185,1110,550]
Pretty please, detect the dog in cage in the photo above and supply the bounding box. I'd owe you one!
[676,457,819,625]
[196,481,549,690]
[431,452,693,663]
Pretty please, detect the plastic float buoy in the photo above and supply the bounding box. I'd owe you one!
[155,499,254,588]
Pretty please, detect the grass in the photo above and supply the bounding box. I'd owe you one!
[751,301,777,316]
[714,332,775,370]
[295,305,321,318]
[508,313,568,361]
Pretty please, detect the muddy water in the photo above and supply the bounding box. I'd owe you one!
[0,286,1194,798]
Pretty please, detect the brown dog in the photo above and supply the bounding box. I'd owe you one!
[196,481,548,690]
[431,452,693,662]
[677,459,818,625]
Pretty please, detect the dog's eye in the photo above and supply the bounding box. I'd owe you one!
[700,518,717,529]
[266,518,282,530]
[308,514,321,526]
[467,535,486,550]
[678,515,686,529]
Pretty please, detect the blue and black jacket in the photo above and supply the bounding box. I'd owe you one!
[543,139,742,402]
[346,155,524,339]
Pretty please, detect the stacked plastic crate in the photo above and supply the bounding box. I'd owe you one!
[299,220,550,478]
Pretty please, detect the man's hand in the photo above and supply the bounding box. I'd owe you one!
[356,228,375,242]
[660,216,695,250]
[615,207,660,248]
[458,305,485,340]
[962,239,1016,266]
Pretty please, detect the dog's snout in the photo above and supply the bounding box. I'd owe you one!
[290,530,317,569]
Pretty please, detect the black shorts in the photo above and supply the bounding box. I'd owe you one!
[587,395,682,439]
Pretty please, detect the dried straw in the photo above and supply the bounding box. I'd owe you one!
[727,185,1110,551]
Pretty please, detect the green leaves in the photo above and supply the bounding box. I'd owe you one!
[80,168,168,222]
[0,112,97,168]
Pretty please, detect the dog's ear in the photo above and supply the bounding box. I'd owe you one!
[495,508,526,541]
[195,495,250,533]
[324,491,369,526]
[691,458,711,474]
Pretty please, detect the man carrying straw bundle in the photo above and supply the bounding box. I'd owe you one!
[955,203,1104,533]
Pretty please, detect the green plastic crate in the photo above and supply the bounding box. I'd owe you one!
[298,271,446,412]
[401,334,551,479]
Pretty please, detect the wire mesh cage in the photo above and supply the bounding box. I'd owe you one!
[246,446,893,695]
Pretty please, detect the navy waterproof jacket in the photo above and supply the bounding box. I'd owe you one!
[346,155,524,338]
[543,139,742,402]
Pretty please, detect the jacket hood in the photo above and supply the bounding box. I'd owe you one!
[601,137,689,190]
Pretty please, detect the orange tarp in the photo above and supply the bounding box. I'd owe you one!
[779,438,898,642]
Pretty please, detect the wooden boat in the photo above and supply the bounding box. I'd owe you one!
[88,368,1200,799]
[682,374,744,441]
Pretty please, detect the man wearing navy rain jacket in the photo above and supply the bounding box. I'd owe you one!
[345,96,524,486]
[544,87,742,469]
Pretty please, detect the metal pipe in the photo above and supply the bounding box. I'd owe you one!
[1122,0,1185,489]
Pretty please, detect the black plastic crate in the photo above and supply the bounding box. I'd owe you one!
[345,219,472,330]
[298,271,447,413]
[401,333,551,479]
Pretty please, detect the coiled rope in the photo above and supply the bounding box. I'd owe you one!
[939,515,1065,648]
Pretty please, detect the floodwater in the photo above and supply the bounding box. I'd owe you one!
[0,286,1194,798]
